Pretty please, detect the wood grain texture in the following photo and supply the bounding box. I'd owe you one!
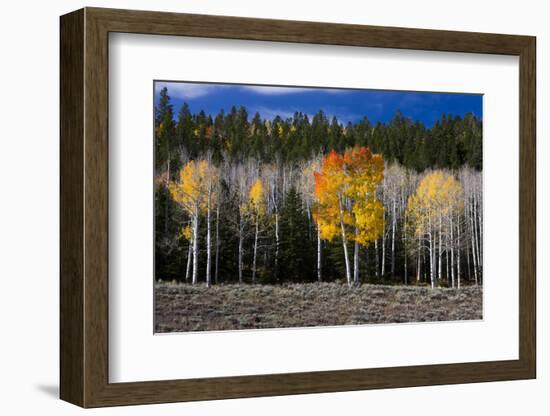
[59,8,84,407]
[83,10,110,406]
[518,38,536,376]
[59,7,537,408]
[88,7,532,55]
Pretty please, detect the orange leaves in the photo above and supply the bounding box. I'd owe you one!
[324,149,344,169]
[313,150,345,242]
[313,146,385,245]
[204,125,214,139]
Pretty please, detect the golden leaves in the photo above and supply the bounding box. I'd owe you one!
[179,225,193,241]
[313,146,385,246]
[406,170,464,238]
[168,159,219,215]
[248,179,267,217]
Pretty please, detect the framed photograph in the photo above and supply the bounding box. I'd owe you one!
[60,7,536,408]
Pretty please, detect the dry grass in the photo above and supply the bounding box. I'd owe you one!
[155,281,482,333]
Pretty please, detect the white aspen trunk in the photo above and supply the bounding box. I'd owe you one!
[466,197,471,283]
[353,227,359,286]
[317,226,322,282]
[391,199,396,276]
[214,204,220,284]
[470,199,478,285]
[381,231,386,277]
[416,236,421,282]
[446,248,449,283]
[205,190,212,288]
[472,195,480,278]
[164,157,170,234]
[252,217,259,283]
[475,191,483,276]
[472,243,478,285]
[238,226,243,284]
[306,206,312,241]
[476,196,482,276]
[450,213,455,288]
[338,198,352,287]
[457,218,461,289]
[185,239,192,282]
[192,214,199,285]
[438,214,443,282]
[403,246,407,284]
[429,233,435,289]
[403,219,407,285]
[466,237,471,282]
[375,239,380,278]
[429,214,435,288]
[472,191,478,264]
[478,187,483,266]
[274,210,279,279]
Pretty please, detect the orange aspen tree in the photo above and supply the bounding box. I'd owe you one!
[313,147,385,287]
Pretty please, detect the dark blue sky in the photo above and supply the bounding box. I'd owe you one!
[155,81,482,127]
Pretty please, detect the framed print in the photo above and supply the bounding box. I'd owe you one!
[60,7,536,408]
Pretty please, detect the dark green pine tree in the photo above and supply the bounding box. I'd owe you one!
[250,112,265,160]
[278,188,315,283]
[154,86,177,248]
[310,111,327,152]
[155,87,176,176]
[176,102,194,158]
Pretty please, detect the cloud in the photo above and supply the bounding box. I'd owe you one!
[155,82,219,99]
[242,85,349,95]
[155,82,351,99]
[243,86,313,95]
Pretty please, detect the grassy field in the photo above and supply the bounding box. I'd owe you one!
[155,281,482,333]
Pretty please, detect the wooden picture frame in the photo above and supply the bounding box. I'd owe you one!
[60,7,536,408]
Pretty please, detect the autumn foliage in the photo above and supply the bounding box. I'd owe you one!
[406,171,465,288]
[156,90,483,290]
[313,147,385,286]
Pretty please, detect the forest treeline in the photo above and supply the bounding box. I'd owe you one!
[155,87,483,288]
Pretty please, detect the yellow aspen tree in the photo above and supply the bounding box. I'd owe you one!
[168,160,208,285]
[248,179,267,283]
[406,170,463,289]
[440,174,464,288]
[343,147,385,285]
